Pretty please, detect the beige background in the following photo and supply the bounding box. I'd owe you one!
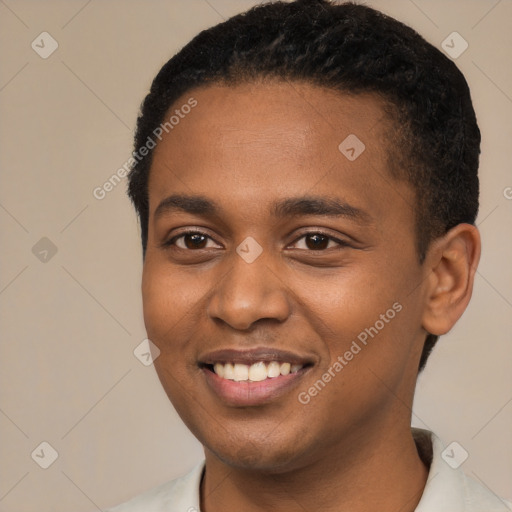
[0,0,511,510]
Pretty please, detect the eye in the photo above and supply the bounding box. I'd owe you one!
[289,232,349,251]
[163,230,349,252]
[164,230,220,250]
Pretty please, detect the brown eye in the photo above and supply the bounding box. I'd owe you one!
[291,232,347,251]
[304,234,330,250]
[182,233,208,249]
[165,231,219,250]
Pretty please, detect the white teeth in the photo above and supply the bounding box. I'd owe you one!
[280,362,291,376]
[233,363,249,381]
[267,361,281,378]
[214,363,224,378]
[211,361,304,381]
[248,362,267,382]
[223,363,235,380]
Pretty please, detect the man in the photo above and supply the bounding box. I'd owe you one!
[107,1,511,510]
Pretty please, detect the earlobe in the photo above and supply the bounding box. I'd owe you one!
[421,224,481,336]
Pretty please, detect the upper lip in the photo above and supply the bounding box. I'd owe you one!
[198,347,315,366]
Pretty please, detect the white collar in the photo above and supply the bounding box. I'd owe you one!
[107,428,511,511]
[412,428,510,511]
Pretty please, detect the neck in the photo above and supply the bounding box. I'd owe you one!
[201,423,429,512]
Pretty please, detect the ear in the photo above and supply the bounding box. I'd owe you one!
[421,223,481,336]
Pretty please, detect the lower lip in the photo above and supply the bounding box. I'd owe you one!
[202,367,309,406]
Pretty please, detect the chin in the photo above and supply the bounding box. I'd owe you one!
[205,434,311,474]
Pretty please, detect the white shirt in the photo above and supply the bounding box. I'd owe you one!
[106,428,512,511]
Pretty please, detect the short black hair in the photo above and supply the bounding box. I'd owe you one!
[127,0,480,371]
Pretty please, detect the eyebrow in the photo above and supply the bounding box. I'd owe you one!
[153,194,370,223]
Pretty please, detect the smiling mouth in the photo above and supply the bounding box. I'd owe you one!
[202,361,310,382]
[198,347,315,405]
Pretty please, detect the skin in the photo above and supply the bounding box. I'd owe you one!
[141,81,480,512]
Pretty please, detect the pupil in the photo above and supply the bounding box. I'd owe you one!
[307,234,328,250]
[186,234,206,249]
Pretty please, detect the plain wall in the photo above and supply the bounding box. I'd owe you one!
[0,1,511,511]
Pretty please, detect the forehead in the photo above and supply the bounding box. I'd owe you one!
[157,81,390,158]
[147,81,408,222]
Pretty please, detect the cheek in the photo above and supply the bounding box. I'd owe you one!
[312,262,419,371]
[141,259,205,350]
[309,267,392,334]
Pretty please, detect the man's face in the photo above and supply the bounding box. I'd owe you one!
[142,81,429,471]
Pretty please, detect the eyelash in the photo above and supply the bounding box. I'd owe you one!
[163,229,350,251]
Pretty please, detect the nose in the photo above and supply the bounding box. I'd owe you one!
[206,250,292,331]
